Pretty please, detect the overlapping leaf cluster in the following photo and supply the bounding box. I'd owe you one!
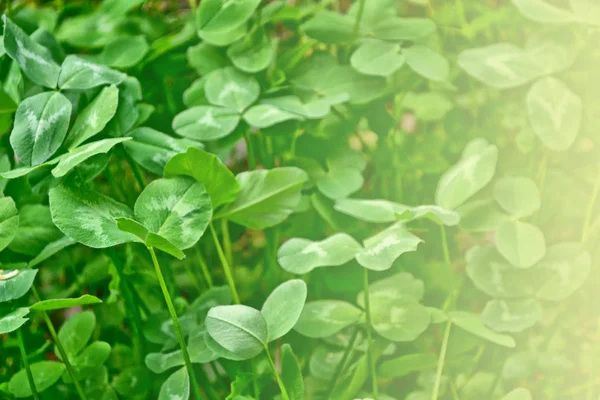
[0,0,598,399]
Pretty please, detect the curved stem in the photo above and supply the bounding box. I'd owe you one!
[265,347,290,400]
[17,329,39,400]
[148,247,205,400]
[352,0,367,36]
[326,326,359,397]
[363,268,379,400]
[431,321,452,400]
[440,226,451,267]
[31,287,88,400]
[209,222,240,304]
[221,219,233,266]
[194,247,214,288]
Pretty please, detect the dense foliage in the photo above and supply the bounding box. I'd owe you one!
[0,0,598,399]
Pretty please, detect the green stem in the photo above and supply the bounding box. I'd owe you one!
[244,130,257,170]
[581,165,600,243]
[440,226,451,267]
[326,326,359,397]
[107,248,146,364]
[352,0,367,36]
[124,150,147,190]
[265,347,290,400]
[31,287,88,400]
[362,268,379,400]
[188,0,196,11]
[148,247,205,400]
[431,321,452,400]
[195,247,214,288]
[221,219,233,266]
[209,223,241,304]
[17,329,40,400]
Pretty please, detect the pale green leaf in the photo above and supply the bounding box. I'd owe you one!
[493,176,540,218]
[134,176,212,250]
[404,45,449,82]
[10,91,71,166]
[172,105,240,141]
[49,181,138,248]
[0,269,38,302]
[0,197,19,252]
[481,299,542,333]
[356,223,422,271]
[205,305,268,360]
[435,138,498,210]
[0,308,30,334]
[3,15,60,88]
[164,147,239,209]
[159,368,190,400]
[350,41,405,77]
[52,138,131,178]
[9,361,65,397]
[277,233,362,274]
[261,279,307,341]
[294,300,363,338]
[495,221,546,268]
[205,67,260,112]
[30,295,102,311]
[527,76,582,152]
[449,311,516,348]
[216,167,308,229]
[65,85,119,149]
[58,55,126,90]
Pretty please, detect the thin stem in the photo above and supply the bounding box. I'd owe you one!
[440,226,451,267]
[209,223,241,304]
[431,321,452,400]
[31,287,88,400]
[188,0,196,11]
[362,268,379,400]
[581,164,600,243]
[107,248,146,364]
[221,219,233,266]
[148,247,205,400]
[326,326,360,397]
[352,0,367,36]
[17,329,40,400]
[195,247,214,288]
[265,347,290,400]
[244,130,257,170]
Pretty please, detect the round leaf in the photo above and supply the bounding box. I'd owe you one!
[57,311,96,359]
[481,299,542,333]
[495,221,546,268]
[49,181,138,248]
[356,223,422,271]
[164,147,240,209]
[204,67,260,112]
[172,105,240,141]
[294,300,363,338]
[261,279,307,341]
[350,41,405,77]
[458,43,541,89]
[216,167,308,230]
[134,176,212,250]
[9,361,65,397]
[0,269,38,303]
[435,138,498,210]
[449,311,516,348]
[526,76,582,152]
[493,176,540,218]
[404,45,449,82]
[205,305,268,360]
[370,295,430,342]
[536,242,591,301]
[159,367,190,400]
[277,233,362,274]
